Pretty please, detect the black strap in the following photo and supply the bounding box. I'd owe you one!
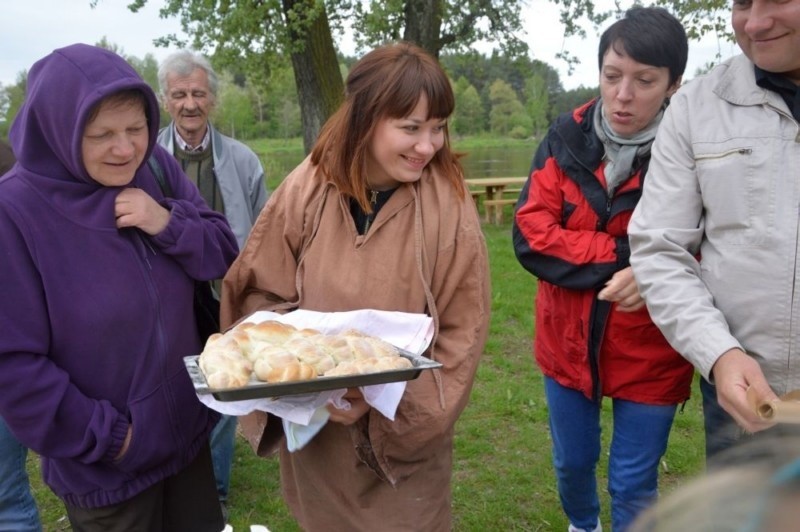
[147,155,174,198]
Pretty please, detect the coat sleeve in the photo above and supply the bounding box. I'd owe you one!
[370,198,491,482]
[249,158,269,220]
[147,148,239,281]
[628,93,741,379]
[513,130,626,291]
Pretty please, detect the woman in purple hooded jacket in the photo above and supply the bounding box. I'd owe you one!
[0,44,237,531]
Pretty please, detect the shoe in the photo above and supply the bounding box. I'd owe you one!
[220,501,229,524]
[568,522,602,532]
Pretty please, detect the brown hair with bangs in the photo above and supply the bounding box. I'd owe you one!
[86,89,148,125]
[310,41,465,212]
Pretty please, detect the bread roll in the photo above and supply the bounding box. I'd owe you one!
[245,320,298,346]
[224,328,257,359]
[323,353,413,377]
[339,329,400,359]
[198,343,253,389]
[262,361,317,383]
[286,336,336,375]
[373,356,413,371]
[251,345,299,381]
[314,334,354,363]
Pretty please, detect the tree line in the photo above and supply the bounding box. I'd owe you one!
[2,0,725,144]
[0,42,599,143]
[110,0,725,151]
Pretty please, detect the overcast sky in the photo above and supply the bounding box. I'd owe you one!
[2,0,740,91]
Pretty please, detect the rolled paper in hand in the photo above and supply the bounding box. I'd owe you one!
[748,387,800,423]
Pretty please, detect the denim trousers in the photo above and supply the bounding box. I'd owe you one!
[0,416,41,532]
[699,377,746,461]
[544,376,677,532]
[210,414,237,502]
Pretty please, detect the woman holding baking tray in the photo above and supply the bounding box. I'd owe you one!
[221,41,491,531]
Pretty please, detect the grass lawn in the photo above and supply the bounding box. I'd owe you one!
[27,207,706,531]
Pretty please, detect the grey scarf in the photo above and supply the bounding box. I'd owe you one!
[593,100,663,195]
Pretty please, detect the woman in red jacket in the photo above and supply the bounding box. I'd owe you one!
[513,7,694,532]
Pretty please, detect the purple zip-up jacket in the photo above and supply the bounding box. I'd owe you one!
[0,44,238,508]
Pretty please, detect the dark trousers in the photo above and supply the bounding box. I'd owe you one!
[65,444,224,532]
[701,377,800,468]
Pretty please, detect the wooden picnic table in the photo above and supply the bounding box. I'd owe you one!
[464,176,528,224]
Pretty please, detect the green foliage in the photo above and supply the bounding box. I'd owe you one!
[655,0,731,42]
[525,75,550,136]
[452,77,486,137]
[549,0,733,73]
[126,53,160,94]
[214,72,259,139]
[0,72,26,139]
[489,79,529,136]
[553,85,599,118]
[346,0,528,58]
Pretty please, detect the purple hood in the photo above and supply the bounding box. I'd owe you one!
[11,43,160,185]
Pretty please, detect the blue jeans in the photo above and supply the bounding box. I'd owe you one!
[210,414,237,502]
[544,377,677,532]
[0,416,41,532]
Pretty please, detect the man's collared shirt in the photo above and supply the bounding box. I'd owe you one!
[174,124,211,153]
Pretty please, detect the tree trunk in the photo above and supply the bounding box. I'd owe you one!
[403,0,443,57]
[282,0,344,153]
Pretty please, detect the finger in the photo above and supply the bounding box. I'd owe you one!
[115,214,130,228]
[342,387,363,399]
[616,300,646,313]
[597,286,615,301]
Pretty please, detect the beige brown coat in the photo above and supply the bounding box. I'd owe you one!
[221,157,491,531]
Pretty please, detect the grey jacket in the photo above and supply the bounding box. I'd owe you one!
[158,123,268,248]
[629,54,800,394]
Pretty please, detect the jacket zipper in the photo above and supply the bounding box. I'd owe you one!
[695,148,752,161]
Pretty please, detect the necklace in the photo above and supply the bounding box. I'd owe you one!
[362,190,379,233]
[350,188,398,235]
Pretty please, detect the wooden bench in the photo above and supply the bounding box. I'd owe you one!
[464,177,527,224]
[483,198,517,224]
[470,189,486,203]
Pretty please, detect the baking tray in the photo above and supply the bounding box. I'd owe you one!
[185,349,442,401]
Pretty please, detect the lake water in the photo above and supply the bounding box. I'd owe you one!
[264,144,536,184]
[457,144,534,179]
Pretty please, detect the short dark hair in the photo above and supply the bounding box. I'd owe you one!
[598,6,688,86]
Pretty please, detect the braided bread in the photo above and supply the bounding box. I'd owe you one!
[198,320,410,388]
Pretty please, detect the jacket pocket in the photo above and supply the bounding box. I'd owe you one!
[115,365,211,474]
[694,140,775,246]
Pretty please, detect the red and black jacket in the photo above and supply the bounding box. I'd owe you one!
[513,99,692,404]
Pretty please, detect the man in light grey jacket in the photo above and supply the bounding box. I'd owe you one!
[157,50,268,517]
[629,0,800,462]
